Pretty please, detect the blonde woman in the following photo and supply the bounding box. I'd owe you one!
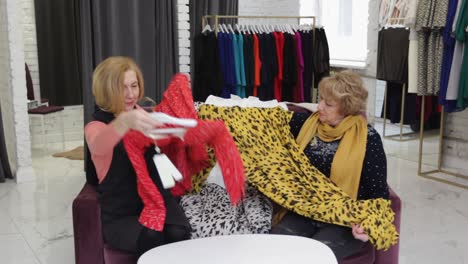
[272,70,389,260]
[85,56,190,256]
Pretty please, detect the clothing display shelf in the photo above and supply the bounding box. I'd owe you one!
[201,15,318,103]
[417,97,468,189]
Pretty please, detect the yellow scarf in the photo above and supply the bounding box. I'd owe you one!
[296,112,367,199]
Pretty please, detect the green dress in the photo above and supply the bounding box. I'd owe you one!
[456,0,468,108]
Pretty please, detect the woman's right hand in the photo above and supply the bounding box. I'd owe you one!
[351,224,369,242]
[114,109,163,135]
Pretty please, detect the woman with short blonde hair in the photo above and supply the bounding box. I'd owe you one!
[85,56,190,256]
[318,70,368,117]
[92,56,145,114]
[272,70,388,261]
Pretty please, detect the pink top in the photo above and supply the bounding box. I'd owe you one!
[85,120,123,183]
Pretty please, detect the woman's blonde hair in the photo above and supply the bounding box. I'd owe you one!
[318,70,368,116]
[92,56,144,114]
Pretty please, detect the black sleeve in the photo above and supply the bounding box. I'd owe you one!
[357,126,389,200]
[288,112,311,138]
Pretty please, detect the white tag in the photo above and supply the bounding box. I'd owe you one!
[152,153,183,189]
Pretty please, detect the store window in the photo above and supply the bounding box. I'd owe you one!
[300,0,369,68]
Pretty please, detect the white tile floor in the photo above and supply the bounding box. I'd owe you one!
[1,121,468,264]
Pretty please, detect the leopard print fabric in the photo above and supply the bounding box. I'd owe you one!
[180,183,273,239]
[196,105,398,250]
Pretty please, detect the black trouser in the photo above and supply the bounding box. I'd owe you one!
[270,211,365,260]
[103,215,191,256]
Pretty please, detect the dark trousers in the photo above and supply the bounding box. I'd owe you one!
[270,211,365,260]
[103,215,191,256]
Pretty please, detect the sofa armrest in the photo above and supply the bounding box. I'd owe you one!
[73,183,105,264]
[374,186,401,264]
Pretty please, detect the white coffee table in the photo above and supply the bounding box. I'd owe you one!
[138,234,337,264]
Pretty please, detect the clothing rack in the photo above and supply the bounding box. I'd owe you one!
[202,15,316,35]
[201,15,318,103]
[381,82,419,141]
[380,17,416,141]
[417,97,468,189]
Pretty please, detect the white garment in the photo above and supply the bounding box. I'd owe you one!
[380,0,413,27]
[394,0,411,22]
[205,95,288,110]
[408,38,419,93]
[404,0,420,26]
[379,0,391,26]
[452,0,463,33]
[446,41,464,100]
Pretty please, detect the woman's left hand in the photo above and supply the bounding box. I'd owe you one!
[352,224,369,242]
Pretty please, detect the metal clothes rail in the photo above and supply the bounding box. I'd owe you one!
[202,15,316,35]
[201,15,318,103]
[381,82,419,141]
[418,98,468,189]
[380,18,417,141]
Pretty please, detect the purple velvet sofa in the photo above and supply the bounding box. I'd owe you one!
[72,183,400,264]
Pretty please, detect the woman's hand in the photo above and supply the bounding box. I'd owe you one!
[351,224,369,242]
[114,109,163,135]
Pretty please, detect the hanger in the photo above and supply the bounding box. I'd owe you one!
[275,24,281,32]
[218,24,225,33]
[223,24,230,33]
[227,24,235,34]
[253,24,259,34]
[246,24,251,34]
[245,24,252,35]
[239,24,245,34]
[255,24,262,33]
[202,24,212,33]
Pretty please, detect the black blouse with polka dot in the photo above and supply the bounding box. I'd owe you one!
[289,112,389,200]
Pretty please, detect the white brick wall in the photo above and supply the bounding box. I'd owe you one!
[29,105,84,145]
[178,0,190,74]
[22,0,40,100]
[1,0,35,182]
[0,0,16,172]
[239,0,300,24]
[362,0,380,125]
[362,76,376,125]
